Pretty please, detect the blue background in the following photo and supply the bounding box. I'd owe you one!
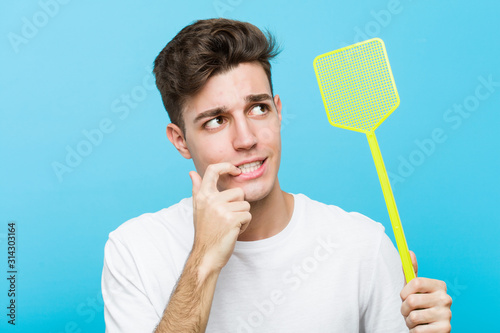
[1,0,499,332]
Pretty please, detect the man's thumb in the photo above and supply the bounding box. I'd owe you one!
[189,171,202,195]
[409,250,418,277]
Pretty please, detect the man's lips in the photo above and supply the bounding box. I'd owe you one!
[236,159,265,173]
[234,158,267,179]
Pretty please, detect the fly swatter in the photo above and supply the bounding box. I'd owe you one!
[313,38,415,282]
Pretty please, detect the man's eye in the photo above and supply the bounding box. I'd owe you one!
[205,116,225,129]
[250,104,269,115]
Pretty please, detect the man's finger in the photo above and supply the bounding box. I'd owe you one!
[404,307,435,329]
[234,211,252,230]
[189,171,202,195]
[401,292,441,316]
[239,217,251,235]
[201,163,241,193]
[401,277,448,300]
[225,200,251,213]
[217,187,246,203]
[410,250,418,277]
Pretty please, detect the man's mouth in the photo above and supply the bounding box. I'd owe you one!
[237,160,264,174]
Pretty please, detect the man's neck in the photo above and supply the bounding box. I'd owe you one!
[237,180,294,242]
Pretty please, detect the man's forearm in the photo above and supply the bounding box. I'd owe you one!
[155,252,219,333]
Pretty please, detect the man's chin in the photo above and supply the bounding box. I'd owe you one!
[218,179,275,203]
[242,185,274,203]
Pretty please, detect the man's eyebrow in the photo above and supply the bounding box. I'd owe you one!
[245,93,273,103]
[193,106,228,124]
[193,94,273,124]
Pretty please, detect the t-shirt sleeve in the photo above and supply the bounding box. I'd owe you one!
[102,235,160,333]
[360,232,409,333]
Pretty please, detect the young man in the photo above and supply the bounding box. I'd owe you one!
[102,18,452,332]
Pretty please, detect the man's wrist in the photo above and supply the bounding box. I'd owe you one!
[186,248,221,287]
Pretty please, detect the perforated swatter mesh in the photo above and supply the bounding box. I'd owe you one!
[314,39,399,132]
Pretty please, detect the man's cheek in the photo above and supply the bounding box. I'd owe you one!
[271,117,281,134]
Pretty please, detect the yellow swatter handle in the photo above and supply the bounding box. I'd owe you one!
[366,131,416,283]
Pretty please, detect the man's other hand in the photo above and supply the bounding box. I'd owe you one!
[400,251,452,332]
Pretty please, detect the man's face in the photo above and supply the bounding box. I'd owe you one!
[169,61,282,202]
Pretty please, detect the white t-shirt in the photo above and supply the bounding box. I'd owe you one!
[102,193,408,332]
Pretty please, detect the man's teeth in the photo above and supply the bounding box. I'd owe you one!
[238,161,263,173]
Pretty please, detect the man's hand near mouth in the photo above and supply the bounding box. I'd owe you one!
[154,162,251,333]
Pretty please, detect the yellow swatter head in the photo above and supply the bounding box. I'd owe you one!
[313,38,399,133]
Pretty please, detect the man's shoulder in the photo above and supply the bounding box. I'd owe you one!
[107,197,193,244]
[293,193,386,235]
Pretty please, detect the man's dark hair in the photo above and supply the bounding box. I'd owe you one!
[153,18,281,134]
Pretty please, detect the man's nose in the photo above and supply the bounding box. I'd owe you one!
[232,117,257,150]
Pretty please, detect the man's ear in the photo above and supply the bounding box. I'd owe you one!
[166,123,191,159]
[273,94,283,123]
